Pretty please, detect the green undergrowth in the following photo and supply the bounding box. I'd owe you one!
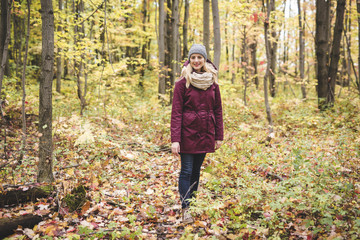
[189,90,360,239]
[2,65,360,239]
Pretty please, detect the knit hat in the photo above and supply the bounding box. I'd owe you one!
[188,44,207,60]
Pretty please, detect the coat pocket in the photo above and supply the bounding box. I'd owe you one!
[183,112,197,127]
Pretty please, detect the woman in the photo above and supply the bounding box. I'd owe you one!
[171,44,224,223]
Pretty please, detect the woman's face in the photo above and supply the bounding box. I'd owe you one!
[190,54,205,72]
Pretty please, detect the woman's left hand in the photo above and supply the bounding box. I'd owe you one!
[215,140,222,150]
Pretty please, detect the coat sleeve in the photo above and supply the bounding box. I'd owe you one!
[214,84,224,141]
[171,80,185,142]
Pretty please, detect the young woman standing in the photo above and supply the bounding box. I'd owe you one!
[171,44,224,223]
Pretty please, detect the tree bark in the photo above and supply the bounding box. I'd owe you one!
[212,0,221,68]
[249,41,259,89]
[327,0,345,107]
[38,0,55,183]
[264,0,274,134]
[269,0,277,97]
[20,0,31,162]
[224,10,229,71]
[345,0,351,88]
[203,0,210,57]
[356,1,360,93]
[0,215,43,239]
[158,0,166,95]
[171,0,179,85]
[298,0,306,99]
[56,0,63,93]
[182,0,189,59]
[0,187,49,207]
[74,0,87,115]
[0,0,11,97]
[315,0,330,110]
[13,0,24,89]
[242,26,248,106]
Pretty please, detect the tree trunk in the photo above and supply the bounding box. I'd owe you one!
[0,187,50,207]
[203,0,210,57]
[38,0,55,183]
[327,0,345,107]
[0,215,43,239]
[269,0,277,97]
[224,10,229,72]
[242,26,248,106]
[182,0,189,59]
[140,0,148,81]
[356,1,360,93]
[345,0,351,87]
[231,24,236,84]
[13,0,24,89]
[74,0,87,115]
[212,0,221,68]
[171,0,179,85]
[20,0,31,163]
[264,0,274,134]
[164,0,172,91]
[315,0,330,110]
[298,0,306,99]
[56,0,63,93]
[0,0,11,97]
[249,40,259,89]
[158,0,166,95]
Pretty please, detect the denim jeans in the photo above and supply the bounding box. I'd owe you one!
[179,153,206,209]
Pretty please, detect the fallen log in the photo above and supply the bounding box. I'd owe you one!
[0,214,43,239]
[0,187,50,207]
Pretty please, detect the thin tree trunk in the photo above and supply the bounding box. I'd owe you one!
[212,0,221,68]
[264,0,274,134]
[56,0,63,93]
[183,0,189,59]
[249,41,259,89]
[74,0,87,115]
[225,10,229,72]
[242,26,248,106]
[298,0,306,99]
[269,0,277,97]
[0,0,11,97]
[231,23,236,84]
[345,0,351,88]
[140,0,148,82]
[315,0,330,110]
[38,0,55,183]
[165,0,172,92]
[158,0,166,95]
[357,1,360,93]
[171,0,179,85]
[13,1,24,89]
[203,0,210,57]
[20,0,31,163]
[327,0,346,106]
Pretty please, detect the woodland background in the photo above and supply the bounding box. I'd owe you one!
[0,0,360,239]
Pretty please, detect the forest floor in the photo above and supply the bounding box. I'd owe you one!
[1,73,360,239]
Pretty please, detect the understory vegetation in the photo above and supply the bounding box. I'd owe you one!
[1,65,360,239]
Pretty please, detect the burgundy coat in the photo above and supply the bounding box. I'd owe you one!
[171,72,224,154]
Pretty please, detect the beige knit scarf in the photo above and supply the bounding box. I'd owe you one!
[189,71,214,90]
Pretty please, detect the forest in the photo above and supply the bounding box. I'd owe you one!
[0,0,360,239]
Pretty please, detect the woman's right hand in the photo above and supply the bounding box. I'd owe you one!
[171,142,180,155]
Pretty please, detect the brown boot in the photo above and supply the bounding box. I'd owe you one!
[182,208,194,224]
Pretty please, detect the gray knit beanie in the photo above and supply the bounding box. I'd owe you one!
[188,44,207,60]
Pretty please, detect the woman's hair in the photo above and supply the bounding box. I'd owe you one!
[178,62,218,88]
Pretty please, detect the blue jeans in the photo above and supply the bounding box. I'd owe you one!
[179,153,206,209]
